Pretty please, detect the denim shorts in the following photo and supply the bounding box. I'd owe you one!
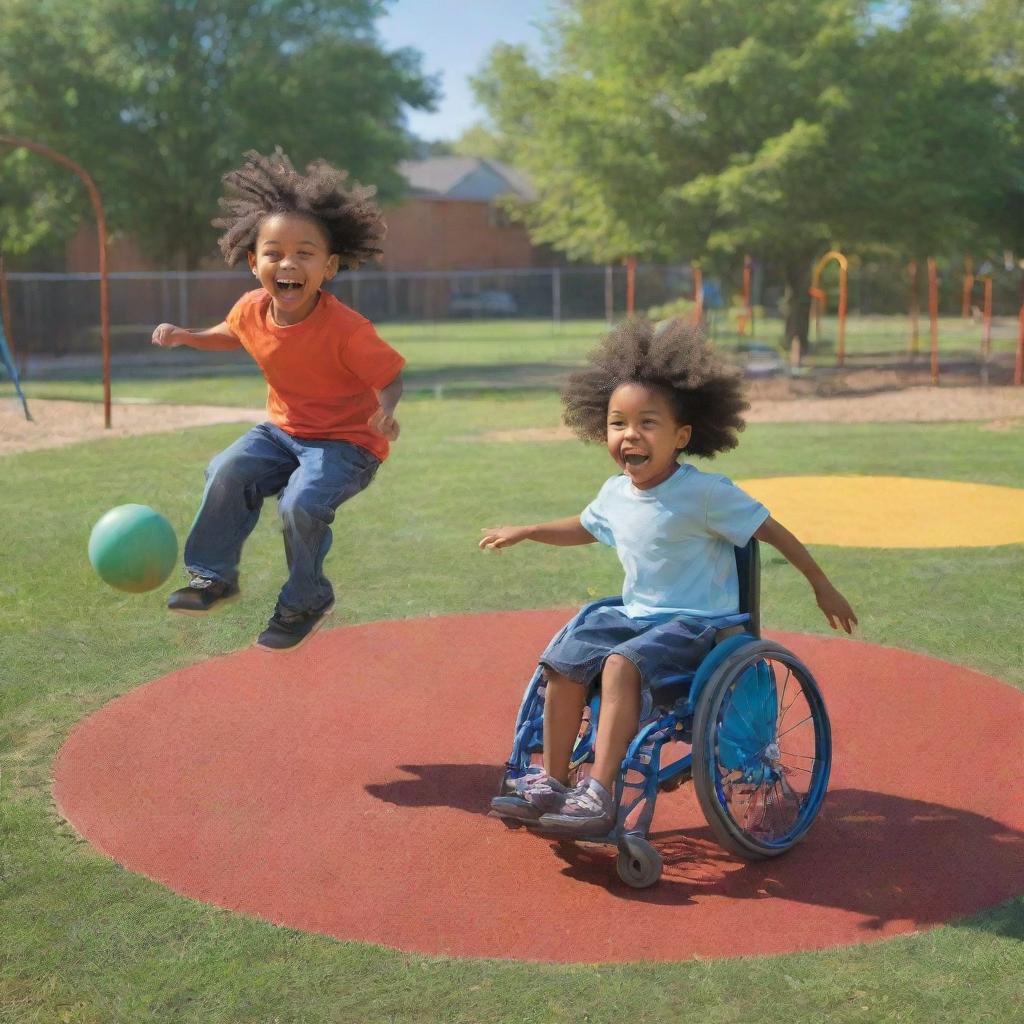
[539,603,720,693]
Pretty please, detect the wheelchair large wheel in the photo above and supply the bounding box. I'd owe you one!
[692,640,831,860]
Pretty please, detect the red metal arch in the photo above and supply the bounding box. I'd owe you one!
[0,135,112,427]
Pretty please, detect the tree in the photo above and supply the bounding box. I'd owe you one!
[956,0,1024,253]
[450,122,513,161]
[473,0,1012,345]
[0,0,438,268]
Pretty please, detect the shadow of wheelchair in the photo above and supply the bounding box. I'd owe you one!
[367,765,1024,927]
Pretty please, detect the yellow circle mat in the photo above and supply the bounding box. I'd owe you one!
[737,476,1024,548]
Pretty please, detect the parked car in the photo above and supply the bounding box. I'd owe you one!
[447,290,519,317]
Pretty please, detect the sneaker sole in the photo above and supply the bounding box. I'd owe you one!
[489,796,543,821]
[256,601,335,653]
[167,591,242,616]
[533,814,614,837]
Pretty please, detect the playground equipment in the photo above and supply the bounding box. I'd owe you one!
[0,255,29,420]
[927,257,940,385]
[0,135,112,426]
[908,260,921,356]
[979,270,994,384]
[907,257,942,381]
[625,256,637,315]
[962,256,974,319]
[736,253,754,337]
[809,251,848,365]
[0,314,30,421]
[494,540,832,888]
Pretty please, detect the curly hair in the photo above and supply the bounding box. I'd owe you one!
[560,318,749,459]
[213,148,384,268]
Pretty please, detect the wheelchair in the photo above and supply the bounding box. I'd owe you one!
[494,539,832,888]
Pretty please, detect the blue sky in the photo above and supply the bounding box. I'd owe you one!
[377,0,552,142]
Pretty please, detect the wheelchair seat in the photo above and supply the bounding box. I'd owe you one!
[646,538,761,709]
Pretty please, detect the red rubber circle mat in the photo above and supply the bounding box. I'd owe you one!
[52,610,1024,962]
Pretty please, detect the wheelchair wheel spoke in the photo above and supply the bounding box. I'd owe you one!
[742,788,762,830]
[763,782,783,837]
[778,689,804,733]
[775,665,793,725]
[753,786,771,835]
[774,714,814,743]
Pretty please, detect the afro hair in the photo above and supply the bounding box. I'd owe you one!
[213,148,384,269]
[560,318,749,458]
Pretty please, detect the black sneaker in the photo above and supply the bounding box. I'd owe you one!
[256,600,335,652]
[167,575,240,615]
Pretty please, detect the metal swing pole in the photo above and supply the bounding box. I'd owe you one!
[0,135,112,427]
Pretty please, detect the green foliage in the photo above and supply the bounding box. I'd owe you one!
[954,0,1024,251]
[450,121,514,161]
[472,0,1015,340]
[646,297,698,320]
[0,0,439,267]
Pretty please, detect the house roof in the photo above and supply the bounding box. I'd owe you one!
[398,156,536,202]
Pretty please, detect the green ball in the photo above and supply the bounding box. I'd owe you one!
[88,504,178,593]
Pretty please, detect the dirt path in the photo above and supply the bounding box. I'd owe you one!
[478,385,1024,443]
[0,399,264,455]
[3,382,1023,455]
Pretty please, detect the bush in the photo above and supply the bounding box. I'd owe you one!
[647,297,697,321]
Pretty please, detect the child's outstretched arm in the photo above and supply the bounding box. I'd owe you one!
[480,516,597,552]
[754,516,858,633]
[152,321,242,351]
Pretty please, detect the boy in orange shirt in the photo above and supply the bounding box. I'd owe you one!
[152,149,405,651]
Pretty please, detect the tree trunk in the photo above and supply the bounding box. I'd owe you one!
[783,258,813,354]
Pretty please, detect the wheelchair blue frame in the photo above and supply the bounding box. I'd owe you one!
[497,539,833,886]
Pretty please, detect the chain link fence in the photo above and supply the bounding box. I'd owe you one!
[3,259,1022,378]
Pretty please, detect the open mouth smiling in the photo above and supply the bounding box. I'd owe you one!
[622,450,650,466]
[276,279,304,292]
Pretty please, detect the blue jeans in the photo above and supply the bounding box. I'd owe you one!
[184,423,380,614]
[540,604,720,692]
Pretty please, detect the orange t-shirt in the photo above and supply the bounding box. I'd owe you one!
[225,289,405,460]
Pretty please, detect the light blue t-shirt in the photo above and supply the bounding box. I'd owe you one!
[580,464,770,620]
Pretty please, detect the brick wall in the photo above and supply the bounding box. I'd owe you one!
[379,197,536,271]
[67,196,541,273]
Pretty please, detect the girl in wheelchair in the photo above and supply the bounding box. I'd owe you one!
[479,318,857,837]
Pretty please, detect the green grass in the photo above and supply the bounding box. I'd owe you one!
[2,319,612,406]
[2,395,1024,1023]
[818,313,1020,351]
[3,313,1017,408]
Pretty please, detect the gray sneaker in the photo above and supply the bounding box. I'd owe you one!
[490,771,570,821]
[537,778,615,835]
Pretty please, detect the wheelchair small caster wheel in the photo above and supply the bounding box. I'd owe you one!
[616,836,662,889]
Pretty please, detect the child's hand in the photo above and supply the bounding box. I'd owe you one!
[815,582,858,634]
[479,526,529,552]
[151,323,183,348]
[368,407,400,441]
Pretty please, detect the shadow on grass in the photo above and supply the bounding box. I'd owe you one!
[367,767,1024,931]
